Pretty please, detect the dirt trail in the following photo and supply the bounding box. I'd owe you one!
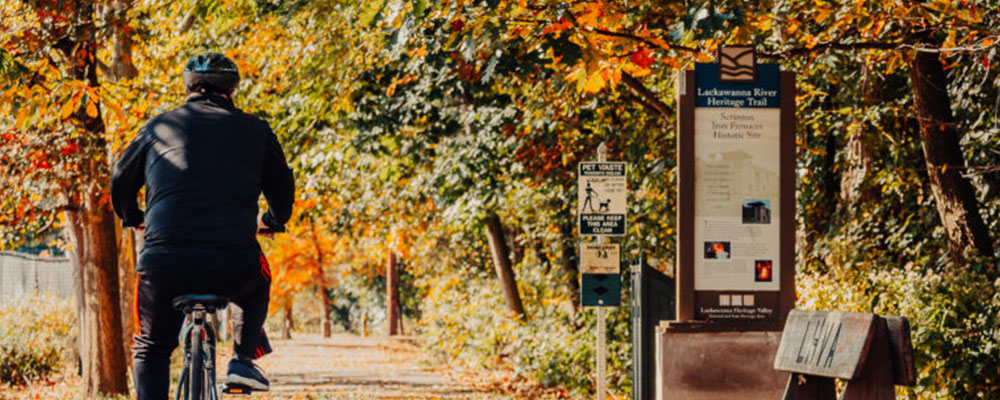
[254,333,504,399]
[0,333,529,400]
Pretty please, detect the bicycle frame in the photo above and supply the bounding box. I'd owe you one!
[175,305,220,400]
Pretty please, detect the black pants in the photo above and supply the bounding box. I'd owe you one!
[132,253,272,400]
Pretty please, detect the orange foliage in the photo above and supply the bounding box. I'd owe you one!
[264,198,345,314]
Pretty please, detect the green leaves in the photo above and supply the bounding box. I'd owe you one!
[0,50,30,84]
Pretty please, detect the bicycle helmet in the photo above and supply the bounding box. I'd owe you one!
[182,52,240,94]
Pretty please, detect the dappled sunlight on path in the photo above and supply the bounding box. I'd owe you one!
[255,333,505,399]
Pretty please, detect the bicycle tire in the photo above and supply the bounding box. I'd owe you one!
[189,323,204,400]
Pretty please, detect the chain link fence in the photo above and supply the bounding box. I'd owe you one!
[0,251,74,302]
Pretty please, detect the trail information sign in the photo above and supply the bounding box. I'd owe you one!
[674,46,796,331]
[578,162,626,236]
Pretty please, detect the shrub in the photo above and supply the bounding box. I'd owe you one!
[799,259,1000,399]
[419,256,632,398]
[0,294,75,385]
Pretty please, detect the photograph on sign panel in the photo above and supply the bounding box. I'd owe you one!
[741,199,771,224]
[754,260,773,282]
[703,241,731,259]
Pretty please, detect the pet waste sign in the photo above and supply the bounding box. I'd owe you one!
[578,162,626,236]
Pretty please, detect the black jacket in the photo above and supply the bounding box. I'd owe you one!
[111,93,294,271]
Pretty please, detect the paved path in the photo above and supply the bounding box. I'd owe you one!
[254,333,505,399]
[0,333,541,400]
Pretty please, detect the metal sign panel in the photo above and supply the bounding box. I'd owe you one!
[581,273,620,307]
[578,162,627,236]
[581,243,621,274]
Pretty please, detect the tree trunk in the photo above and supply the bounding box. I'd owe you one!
[117,227,137,363]
[484,212,527,319]
[307,218,333,338]
[65,200,128,396]
[909,51,994,262]
[319,285,332,338]
[533,241,552,274]
[398,310,405,336]
[386,252,401,335]
[281,301,293,339]
[56,3,128,394]
[511,229,525,267]
[558,220,581,303]
[99,0,138,81]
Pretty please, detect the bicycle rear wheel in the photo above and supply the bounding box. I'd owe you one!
[189,323,204,399]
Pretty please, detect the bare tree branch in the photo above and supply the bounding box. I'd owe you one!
[589,28,699,54]
[621,73,671,120]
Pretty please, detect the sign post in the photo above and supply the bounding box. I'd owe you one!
[578,143,626,400]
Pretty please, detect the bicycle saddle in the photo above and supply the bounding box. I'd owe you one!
[172,294,230,311]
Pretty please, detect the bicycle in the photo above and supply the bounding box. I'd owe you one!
[172,294,255,400]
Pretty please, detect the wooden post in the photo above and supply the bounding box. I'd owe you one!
[675,69,696,323]
[485,212,527,318]
[387,252,400,336]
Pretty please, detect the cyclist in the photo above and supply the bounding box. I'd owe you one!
[111,52,294,400]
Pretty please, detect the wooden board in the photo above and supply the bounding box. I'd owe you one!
[884,316,916,386]
[774,310,877,379]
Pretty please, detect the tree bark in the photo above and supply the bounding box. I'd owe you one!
[511,229,525,267]
[99,0,138,81]
[909,51,994,262]
[281,301,293,340]
[319,285,332,338]
[307,218,332,338]
[484,212,527,319]
[534,241,552,274]
[117,227,137,363]
[558,219,581,304]
[622,73,672,120]
[65,201,128,396]
[386,252,401,335]
[177,10,198,34]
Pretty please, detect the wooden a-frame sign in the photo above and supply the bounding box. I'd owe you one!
[775,310,916,400]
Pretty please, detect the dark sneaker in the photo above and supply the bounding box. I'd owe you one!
[226,357,270,391]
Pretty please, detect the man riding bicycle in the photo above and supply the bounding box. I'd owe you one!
[111,52,294,400]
